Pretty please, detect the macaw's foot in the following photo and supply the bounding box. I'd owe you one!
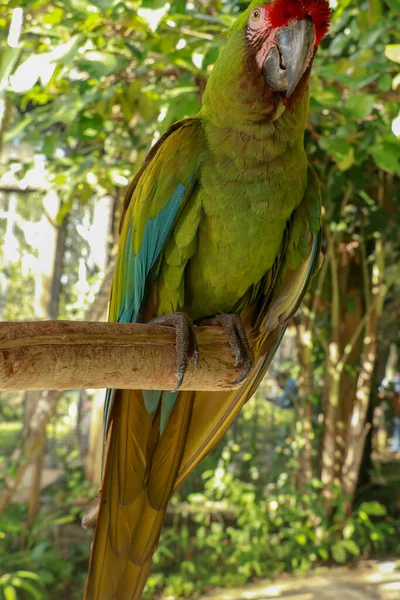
[149,312,199,392]
[201,314,253,385]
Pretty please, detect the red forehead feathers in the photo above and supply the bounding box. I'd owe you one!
[266,0,331,45]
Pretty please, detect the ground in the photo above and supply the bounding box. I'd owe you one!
[201,561,400,600]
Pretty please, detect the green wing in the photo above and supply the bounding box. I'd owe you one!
[109,118,204,324]
[260,164,322,334]
[105,118,204,431]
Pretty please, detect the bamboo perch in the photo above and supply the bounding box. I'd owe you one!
[0,321,242,392]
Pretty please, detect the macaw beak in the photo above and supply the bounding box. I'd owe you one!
[262,17,316,98]
[278,17,315,98]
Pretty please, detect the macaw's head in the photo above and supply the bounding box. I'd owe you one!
[203,0,331,128]
[245,0,331,98]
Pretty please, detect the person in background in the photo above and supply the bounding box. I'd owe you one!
[379,370,400,453]
[270,372,298,410]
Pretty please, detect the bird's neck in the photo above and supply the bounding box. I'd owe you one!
[200,38,310,167]
[200,85,309,177]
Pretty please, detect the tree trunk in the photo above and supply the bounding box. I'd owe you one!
[0,389,62,512]
[321,231,341,503]
[294,317,314,489]
[341,237,386,514]
[26,217,66,526]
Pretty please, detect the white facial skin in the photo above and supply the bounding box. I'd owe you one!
[247,6,276,70]
[248,5,316,78]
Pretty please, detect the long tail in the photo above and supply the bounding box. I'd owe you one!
[83,329,282,600]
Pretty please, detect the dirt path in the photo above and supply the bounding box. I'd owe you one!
[200,561,400,600]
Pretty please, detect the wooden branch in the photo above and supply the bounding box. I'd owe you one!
[0,321,242,392]
[0,185,41,194]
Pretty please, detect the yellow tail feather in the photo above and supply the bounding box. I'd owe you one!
[83,331,280,599]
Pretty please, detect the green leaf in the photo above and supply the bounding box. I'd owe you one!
[318,548,329,560]
[392,73,400,90]
[337,146,355,172]
[342,540,360,556]
[368,0,383,22]
[385,44,400,64]
[0,46,22,92]
[295,534,307,546]
[384,0,400,12]
[370,143,400,175]
[52,515,75,525]
[343,523,355,539]
[359,27,386,50]
[4,586,17,600]
[49,92,84,125]
[358,501,387,516]
[378,73,392,92]
[345,94,375,120]
[332,542,347,563]
[11,579,43,600]
[79,52,129,77]
[43,7,64,25]
[329,33,351,57]
[312,86,341,107]
[141,0,168,9]
[359,190,376,206]
[3,114,33,143]
[63,0,99,13]
[319,137,355,171]
[188,493,206,503]
[14,572,40,581]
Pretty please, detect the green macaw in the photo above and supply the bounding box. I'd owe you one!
[83,0,331,598]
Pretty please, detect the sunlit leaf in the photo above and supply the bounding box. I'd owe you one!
[14,572,40,581]
[78,51,129,78]
[343,523,355,539]
[295,534,307,546]
[0,46,22,92]
[359,501,387,517]
[3,586,17,600]
[385,44,400,64]
[342,540,360,556]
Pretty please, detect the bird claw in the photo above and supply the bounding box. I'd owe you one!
[202,313,253,385]
[149,312,199,391]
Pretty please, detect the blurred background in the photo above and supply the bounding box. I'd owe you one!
[0,0,399,599]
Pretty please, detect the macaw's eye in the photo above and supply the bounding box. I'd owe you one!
[249,6,265,30]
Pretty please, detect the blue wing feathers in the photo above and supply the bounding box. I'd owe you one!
[118,182,187,325]
[120,221,135,323]
[143,390,163,414]
[107,182,190,431]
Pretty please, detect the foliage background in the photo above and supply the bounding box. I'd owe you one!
[0,0,400,598]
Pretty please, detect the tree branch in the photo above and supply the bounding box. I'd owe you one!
[0,321,242,392]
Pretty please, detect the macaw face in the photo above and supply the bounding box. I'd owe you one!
[245,0,331,97]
